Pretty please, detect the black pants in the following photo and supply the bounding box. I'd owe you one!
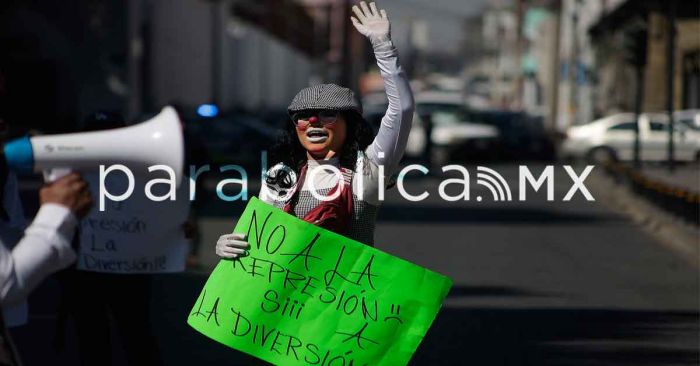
[58,271,162,366]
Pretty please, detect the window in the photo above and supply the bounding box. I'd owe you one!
[649,122,666,131]
[431,111,462,126]
[416,103,472,126]
[608,122,637,131]
[679,118,700,131]
[650,120,694,132]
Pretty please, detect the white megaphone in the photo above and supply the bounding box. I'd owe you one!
[3,106,184,183]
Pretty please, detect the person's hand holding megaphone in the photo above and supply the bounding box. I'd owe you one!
[39,172,93,218]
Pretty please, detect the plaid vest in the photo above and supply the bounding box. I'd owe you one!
[283,164,354,235]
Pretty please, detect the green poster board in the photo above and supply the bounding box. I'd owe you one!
[188,197,452,366]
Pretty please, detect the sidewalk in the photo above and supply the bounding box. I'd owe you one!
[589,166,699,266]
[642,164,699,194]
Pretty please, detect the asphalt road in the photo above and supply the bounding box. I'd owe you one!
[10,163,699,365]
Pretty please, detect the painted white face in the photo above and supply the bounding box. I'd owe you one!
[294,113,347,160]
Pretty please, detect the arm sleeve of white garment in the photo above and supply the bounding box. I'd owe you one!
[364,40,415,176]
[0,204,78,306]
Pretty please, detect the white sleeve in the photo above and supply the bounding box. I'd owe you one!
[0,204,78,306]
[364,40,415,176]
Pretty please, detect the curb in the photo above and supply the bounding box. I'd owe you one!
[589,171,699,268]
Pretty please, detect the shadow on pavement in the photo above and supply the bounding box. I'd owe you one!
[447,285,555,298]
[152,275,698,366]
[376,205,622,225]
[416,305,699,366]
[11,274,698,365]
[194,201,621,225]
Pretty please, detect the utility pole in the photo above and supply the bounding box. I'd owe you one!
[548,0,562,132]
[624,20,648,168]
[568,0,580,127]
[340,0,352,88]
[309,3,332,83]
[210,0,223,107]
[127,0,143,120]
[514,0,524,109]
[633,65,645,168]
[666,0,677,172]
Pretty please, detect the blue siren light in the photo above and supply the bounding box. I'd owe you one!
[197,104,219,118]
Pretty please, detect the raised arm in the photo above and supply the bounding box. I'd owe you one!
[351,1,415,175]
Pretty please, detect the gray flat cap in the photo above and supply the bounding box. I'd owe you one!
[287,84,363,115]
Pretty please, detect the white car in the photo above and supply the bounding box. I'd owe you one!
[561,112,700,162]
[675,109,700,130]
[405,92,500,165]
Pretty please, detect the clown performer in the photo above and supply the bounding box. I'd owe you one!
[216,1,414,258]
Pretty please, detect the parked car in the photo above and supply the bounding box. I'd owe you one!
[362,92,389,135]
[470,110,554,160]
[675,109,700,130]
[561,112,700,163]
[404,91,500,165]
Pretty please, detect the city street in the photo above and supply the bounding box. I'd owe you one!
[1,0,699,365]
[14,163,697,366]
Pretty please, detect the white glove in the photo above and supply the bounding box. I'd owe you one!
[351,1,391,46]
[215,233,249,259]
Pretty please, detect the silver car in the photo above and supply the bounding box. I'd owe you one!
[405,92,500,165]
[561,112,700,163]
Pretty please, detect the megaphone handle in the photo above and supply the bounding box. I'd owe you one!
[43,168,73,183]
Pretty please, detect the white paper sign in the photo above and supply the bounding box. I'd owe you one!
[77,171,190,273]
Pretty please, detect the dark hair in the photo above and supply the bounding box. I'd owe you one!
[269,111,374,178]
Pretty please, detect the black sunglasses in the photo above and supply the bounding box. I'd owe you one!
[291,110,340,127]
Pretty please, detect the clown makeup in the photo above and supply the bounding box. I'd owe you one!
[293,111,347,160]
